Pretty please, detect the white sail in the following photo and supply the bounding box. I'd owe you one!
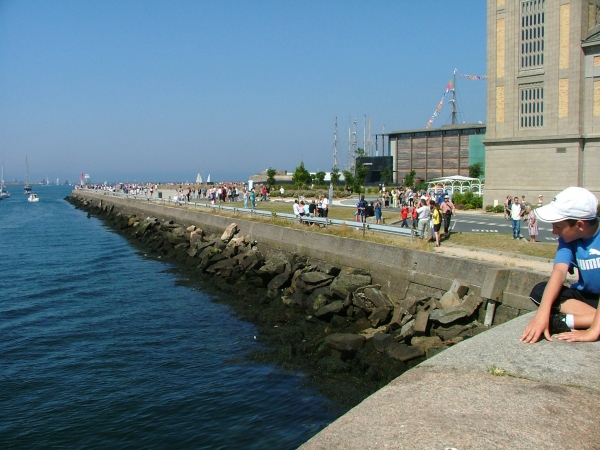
[196,173,202,183]
[206,174,211,183]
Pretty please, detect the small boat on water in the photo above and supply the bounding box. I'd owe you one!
[27,193,39,203]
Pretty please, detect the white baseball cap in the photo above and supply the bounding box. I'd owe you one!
[534,187,598,223]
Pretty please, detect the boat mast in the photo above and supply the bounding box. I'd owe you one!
[333,117,338,170]
[24,154,32,193]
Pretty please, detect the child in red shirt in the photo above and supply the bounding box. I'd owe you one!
[411,205,418,228]
[400,205,409,228]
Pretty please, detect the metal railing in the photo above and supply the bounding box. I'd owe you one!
[80,189,415,241]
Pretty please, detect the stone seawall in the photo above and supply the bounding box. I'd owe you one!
[70,190,545,323]
[68,190,553,410]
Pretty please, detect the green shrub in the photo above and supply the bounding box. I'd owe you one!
[452,191,482,209]
[494,205,505,213]
[464,204,474,210]
[485,205,495,212]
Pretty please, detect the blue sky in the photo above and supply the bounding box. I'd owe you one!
[0,0,487,183]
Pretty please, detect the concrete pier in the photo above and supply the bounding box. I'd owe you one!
[300,313,600,449]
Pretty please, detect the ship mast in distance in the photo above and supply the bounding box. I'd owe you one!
[333,117,338,169]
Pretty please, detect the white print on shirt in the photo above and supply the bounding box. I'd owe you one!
[589,249,600,256]
[578,257,600,270]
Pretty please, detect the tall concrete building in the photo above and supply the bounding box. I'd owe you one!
[485,0,600,205]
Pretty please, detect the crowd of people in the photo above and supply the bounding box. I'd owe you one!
[376,185,419,208]
[352,186,457,246]
[411,194,456,246]
[292,195,330,224]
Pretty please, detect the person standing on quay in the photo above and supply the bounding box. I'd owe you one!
[321,195,329,217]
[526,205,538,242]
[416,199,430,239]
[400,204,409,228]
[375,199,382,224]
[511,197,524,239]
[440,194,456,238]
[431,201,442,247]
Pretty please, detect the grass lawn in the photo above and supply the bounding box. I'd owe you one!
[448,233,556,260]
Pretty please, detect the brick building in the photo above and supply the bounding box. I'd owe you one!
[485,0,600,206]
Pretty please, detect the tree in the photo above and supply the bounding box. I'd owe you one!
[380,167,393,186]
[266,167,276,188]
[292,161,312,188]
[342,170,355,192]
[353,161,368,194]
[355,147,367,158]
[314,171,326,186]
[469,162,484,179]
[404,170,416,187]
[330,167,340,185]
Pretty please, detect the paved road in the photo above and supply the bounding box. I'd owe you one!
[449,213,556,241]
[337,198,556,241]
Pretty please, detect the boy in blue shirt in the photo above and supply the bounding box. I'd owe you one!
[520,187,600,343]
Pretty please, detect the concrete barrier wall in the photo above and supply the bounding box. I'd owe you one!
[73,191,547,320]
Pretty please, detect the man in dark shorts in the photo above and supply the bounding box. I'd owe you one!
[520,187,600,343]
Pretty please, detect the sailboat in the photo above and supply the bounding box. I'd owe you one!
[24,155,32,194]
[0,163,9,199]
[206,174,211,184]
[196,173,203,184]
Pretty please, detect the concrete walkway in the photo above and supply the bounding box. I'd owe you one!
[300,313,600,449]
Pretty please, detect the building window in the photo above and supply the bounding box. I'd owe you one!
[520,83,544,128]
[520,0,545,69]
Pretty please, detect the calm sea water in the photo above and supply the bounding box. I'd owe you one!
[0,185,340,449]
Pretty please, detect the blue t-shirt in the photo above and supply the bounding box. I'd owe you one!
[554,227,600,294]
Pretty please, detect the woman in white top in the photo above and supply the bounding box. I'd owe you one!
[416,199,430,239]
[321,196,329,217]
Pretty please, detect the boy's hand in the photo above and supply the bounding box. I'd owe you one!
[555,329,600,343]
[520,314,552,343]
